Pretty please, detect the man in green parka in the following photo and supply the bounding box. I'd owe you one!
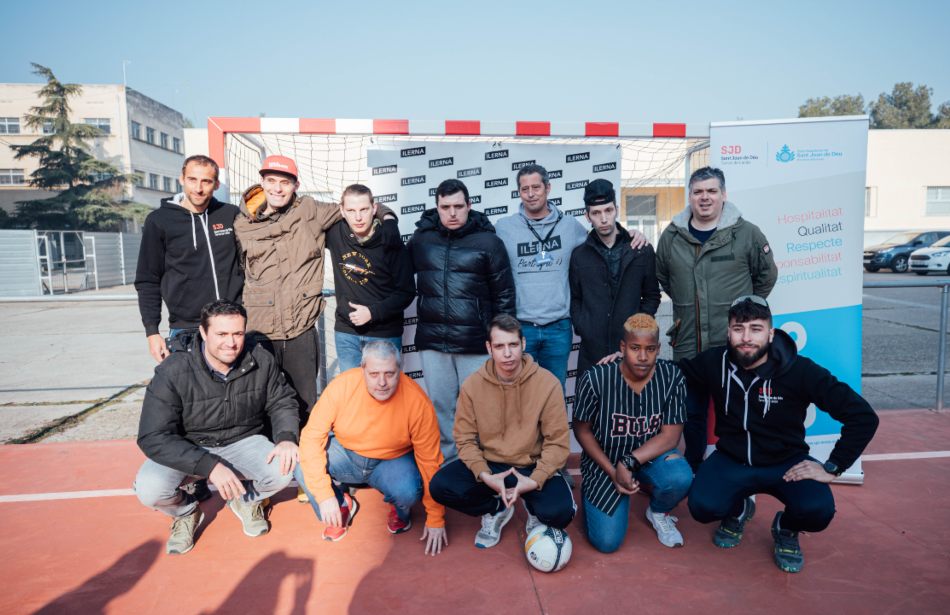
[656,166,777,471]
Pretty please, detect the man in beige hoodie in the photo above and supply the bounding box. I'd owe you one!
[429,314,575,549]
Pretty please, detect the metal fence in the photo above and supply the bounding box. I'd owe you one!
[0,229,141,296]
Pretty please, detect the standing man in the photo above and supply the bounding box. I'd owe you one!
[569,179,661,376]
[656,166,778,470]
[135,154,243,362]
[134,300,300,555]
[296,340,447,555]
[235,156,399,427]
[408,179,515,463]
[327,184,415,372]
[573,314,692,552]
[494,164,587,391]
[429,315,575,550]
[683,296,878,573]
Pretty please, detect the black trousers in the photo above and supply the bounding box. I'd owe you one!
[429,459,576,529]
[257,327,319,427]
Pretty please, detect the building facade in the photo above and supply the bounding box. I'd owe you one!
[0,83,186,215]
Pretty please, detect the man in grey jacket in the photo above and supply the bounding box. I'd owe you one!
[494,164,588,391]
[134,299,300,555]
[655,166,777,470]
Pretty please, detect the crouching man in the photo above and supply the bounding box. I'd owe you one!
[134,299,300,555]
[573,314,692,552]
[430,315,575,549]
[296,341,448,555]
[683,296,879,573]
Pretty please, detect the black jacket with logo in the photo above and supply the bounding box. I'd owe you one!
[137,336,299,477]
[679,329,878,470]
[408,209,515,354]
[326,219,415,338]
[569,225,662,373]
[134,195,244,335]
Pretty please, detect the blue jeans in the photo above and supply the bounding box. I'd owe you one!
[688,451,835,533]
[335,331,403,373]
[294,437,423,523]
[583,449,693,553]
[134,435,293,517]
[520,318,573,392]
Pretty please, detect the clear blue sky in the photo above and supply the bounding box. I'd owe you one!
[4,0,949,129]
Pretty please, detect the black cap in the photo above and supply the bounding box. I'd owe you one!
[583,178,615,206]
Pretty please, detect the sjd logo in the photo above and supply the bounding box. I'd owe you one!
[775,144,795,163]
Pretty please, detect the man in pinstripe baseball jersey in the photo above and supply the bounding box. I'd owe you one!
[573,313,693,552]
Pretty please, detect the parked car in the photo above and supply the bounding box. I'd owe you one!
[910,235,950,275]
[863,230,950,273]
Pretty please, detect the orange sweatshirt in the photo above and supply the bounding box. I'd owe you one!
[299,368,445,527]
[454,355,569,488]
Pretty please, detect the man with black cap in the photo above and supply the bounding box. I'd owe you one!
[569,179,661,376]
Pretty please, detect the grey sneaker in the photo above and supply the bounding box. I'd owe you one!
[645,507,684,548]
[475,502,515,549]
[228,497,269,537]
[166,507,204,555]
[524,502,542,535]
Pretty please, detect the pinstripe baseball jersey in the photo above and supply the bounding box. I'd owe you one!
[573,359,686,514]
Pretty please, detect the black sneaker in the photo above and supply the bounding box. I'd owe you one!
[713,496,755,548]
[771,511,804,573]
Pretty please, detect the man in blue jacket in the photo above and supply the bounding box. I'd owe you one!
[682,296,879,573]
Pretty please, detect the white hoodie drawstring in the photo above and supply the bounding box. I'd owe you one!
[196,210,221,300]
[190,213,197,249]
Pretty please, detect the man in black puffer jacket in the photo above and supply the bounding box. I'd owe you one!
[134,300,300,555]
[408,179,515,463]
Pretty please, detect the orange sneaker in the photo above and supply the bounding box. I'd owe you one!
[322,492,359,542]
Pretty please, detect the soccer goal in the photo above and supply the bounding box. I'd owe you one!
[208,117,709,409]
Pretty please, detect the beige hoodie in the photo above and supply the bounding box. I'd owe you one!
[453,355,569,488]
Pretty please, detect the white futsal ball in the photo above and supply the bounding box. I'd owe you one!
[524,525,572,573]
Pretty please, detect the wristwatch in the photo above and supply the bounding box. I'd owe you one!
[822,460,843,476]
[621,454,642,474]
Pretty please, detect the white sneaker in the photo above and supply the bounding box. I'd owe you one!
[475,502,515,548]
[524,502,542,535]
[645,507,684,548]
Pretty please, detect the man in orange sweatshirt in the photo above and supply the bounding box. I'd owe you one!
[295,340,447,555]
[429,314,575,549]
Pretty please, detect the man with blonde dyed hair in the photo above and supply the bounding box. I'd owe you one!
[572,313,692,552]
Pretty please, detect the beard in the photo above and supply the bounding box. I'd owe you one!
[728,342,769,368]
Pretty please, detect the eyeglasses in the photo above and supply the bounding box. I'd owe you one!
[731,295,769,308]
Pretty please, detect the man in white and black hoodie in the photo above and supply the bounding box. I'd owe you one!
[681,296,878,574]
[135,155,243,362]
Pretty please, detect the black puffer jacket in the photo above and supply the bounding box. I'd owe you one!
[408,208,515,354]
[137,336,300,477]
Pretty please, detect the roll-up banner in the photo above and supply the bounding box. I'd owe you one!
[710,116,869,482]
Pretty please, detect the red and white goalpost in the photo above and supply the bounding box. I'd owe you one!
[207,116,710,414]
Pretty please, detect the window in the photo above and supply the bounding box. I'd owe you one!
[160,132,169,149]
[0,169,26,185]
[175,179,182,192]
[626,194,658,244]
[83,118,111,134]
[131,121,141,140]
[0,117,21,134]
[42,121,54,134]
[926,187,950,216]
[173,137,182,153]
[163,176,173,192]
[146,127,155,144]
[132,170,144,186]
[148,173,159,189]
